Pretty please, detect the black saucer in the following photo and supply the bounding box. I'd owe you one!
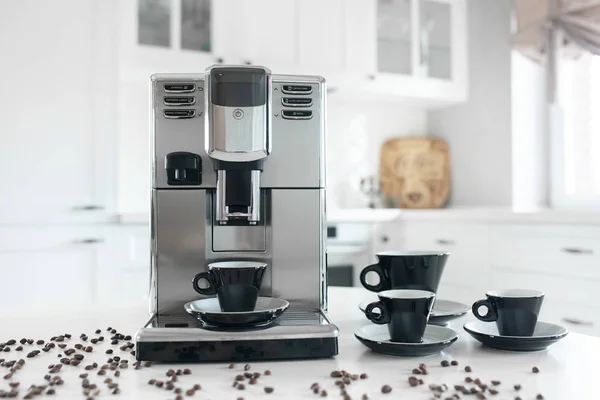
[359,299,469,325]
[354,324,458,357]
[463,320,569,352]
[184,297,289,328]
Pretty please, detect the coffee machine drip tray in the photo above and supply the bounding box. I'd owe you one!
[135,305,339,362]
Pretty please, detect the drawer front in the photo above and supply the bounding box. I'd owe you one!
[403,222,489,286]
[541,300,600,337]
[490,269,596,308]
[491,225,600,280]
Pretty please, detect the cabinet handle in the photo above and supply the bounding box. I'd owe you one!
[436,239,456,246]
[72,238,104,245]
[561,247,594,255]
[562,317,594,326]
[244,60,252,65]
[71,205,104,211]
[381,235,389,243]
[215,57,224,63]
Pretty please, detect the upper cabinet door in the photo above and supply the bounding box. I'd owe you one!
[368,0,468,105]
[233,0,298,69]
[0,0,114,224]
[120,0,223,78]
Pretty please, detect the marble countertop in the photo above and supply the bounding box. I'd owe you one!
[0,288,594,399]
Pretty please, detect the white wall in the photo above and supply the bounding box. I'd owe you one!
[428,0,512,207]
[327,96,427,208]
[511,52,547,210]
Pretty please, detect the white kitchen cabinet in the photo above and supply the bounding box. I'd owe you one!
[0,0,116,224]
[0,226,110,314]
[343,0,468,106]
[96,225,150,307]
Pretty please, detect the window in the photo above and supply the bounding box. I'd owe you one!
[552,51,600,208]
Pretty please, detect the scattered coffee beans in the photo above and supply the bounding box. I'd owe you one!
[536,395,544,399]
[465,377,473,383]
[381,384,392,393]
[532,367,540,373]
[489,389,499,395]
[514,384,522,391]
[412,368,422,374]
[235,375,245,381]
[360,373,368,379]
[264,387,274,393]
[408,376,419,387]
[244,364,251,371]
[441,360,450,367]
[265,370,271,375]
[183,368,191,375]
[465,366,472,372]
[237,384,246,390]
[330,370,343,378]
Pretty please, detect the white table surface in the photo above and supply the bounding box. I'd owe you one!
[0,288,595,400]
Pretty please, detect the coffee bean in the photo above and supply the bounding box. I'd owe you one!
[85,346,92,353]
[536,395,544,400]
[514,384,522,391]
[165,369,174,377]
[382,384,392,393]
[474,378,482,385]
[6,340,16,346]
[249,378,257,385]
[465,366,472,372]
[185,388,195,395]
[58,344,67,349]
[330,370,343,378]
[174,368,182,375]
[264,386,274,393]
[244,364,250,371]
[110,329,117,334]
[412,368,421,374]
[342,376,351,385]
[3,348,10,352]
[193,384,201,391]
[320,390,328,397]
[228,363,236,369]
[3,373,12,379]
[13,346,22,352]
[489,389,498,395]
[238,384,246,390]
[465,377,473,383]
[155,381,164,388]
[418,379,424,385]
[408,376,419,387]
[70,359,81,366]
[166,382,175,390]
[362,395,368,400]
[183,368,191,375]
[476,394,487,399]
[263,369,271,376]
[532,367,540,373]
[441,360,450,367]
[335,381,344,388]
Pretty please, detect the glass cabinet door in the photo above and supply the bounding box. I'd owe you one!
[419,0,451,80]
[377,0,412,75]
[137,0,212,54]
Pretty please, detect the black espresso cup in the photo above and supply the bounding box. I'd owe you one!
[360,251,449,293]
[472,289,544,336]
[192,261,267,312]
[364,289,436,343]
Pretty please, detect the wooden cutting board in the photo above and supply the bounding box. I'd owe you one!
[379,137,450,209]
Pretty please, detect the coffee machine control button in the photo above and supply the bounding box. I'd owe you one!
[164,83,195,93]
[164,96,196,106]
[163,109,196,119]
[282,110,313,120]
[165,152,202,185]
[232,109,244,120]
[281,85,313,95]
[281,98,313,107]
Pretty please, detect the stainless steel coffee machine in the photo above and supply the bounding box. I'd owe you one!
[136,65,339,362]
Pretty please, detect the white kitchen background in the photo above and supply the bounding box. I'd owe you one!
[1,0,599,338]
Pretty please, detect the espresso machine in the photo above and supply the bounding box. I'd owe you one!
[136,65,339,362]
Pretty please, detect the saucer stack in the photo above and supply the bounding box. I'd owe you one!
[354,251,467,356]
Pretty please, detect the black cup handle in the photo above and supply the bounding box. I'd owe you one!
[364,301,390,324]
[192,272,216,295]
[472,299,498,322]
[360,263,386,292]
